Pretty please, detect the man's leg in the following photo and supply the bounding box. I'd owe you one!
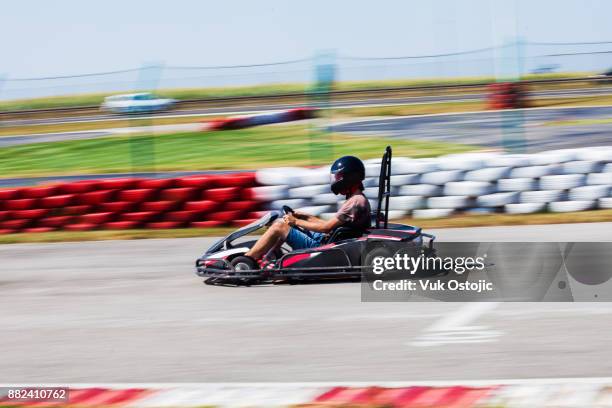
[245,220,290,260]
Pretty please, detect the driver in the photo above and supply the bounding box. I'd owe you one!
[244,155,371,264]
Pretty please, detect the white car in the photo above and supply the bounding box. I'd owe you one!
[101,92,176,114]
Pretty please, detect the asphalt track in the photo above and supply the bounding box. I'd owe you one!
[4,86,612,128]
[330,105,612,152]
[2,222,612,383]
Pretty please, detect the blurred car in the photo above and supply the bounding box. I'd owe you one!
[101,92,176,114]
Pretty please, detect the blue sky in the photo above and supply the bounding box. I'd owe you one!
[3,0,610,77]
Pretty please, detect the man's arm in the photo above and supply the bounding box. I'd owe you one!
[285,212,343,233]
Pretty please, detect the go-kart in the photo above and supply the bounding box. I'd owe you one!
[195,146,436,286]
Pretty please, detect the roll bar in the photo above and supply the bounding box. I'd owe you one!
[375,146,392,229]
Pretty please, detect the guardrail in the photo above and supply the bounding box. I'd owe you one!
[0,75,608,118]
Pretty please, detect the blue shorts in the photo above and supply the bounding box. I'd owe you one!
[286,227,326,250]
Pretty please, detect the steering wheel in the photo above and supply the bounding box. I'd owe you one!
[281,205,307,233]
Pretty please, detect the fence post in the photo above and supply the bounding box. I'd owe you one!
[309,50,336,165]
[129,62,165,175]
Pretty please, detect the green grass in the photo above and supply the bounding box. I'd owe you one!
[0,72,594,112]
[0,125,476,177]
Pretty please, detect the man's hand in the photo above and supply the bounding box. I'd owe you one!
[283,213,297,226]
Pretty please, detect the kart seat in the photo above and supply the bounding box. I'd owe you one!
[325,226,366,244]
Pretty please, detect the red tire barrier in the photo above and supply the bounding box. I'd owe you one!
[1,219,31,230]
[23,227,56,233]
[65,223,96,231]
[99,178,140,190]
[63,205,93,215]
[176,176,214,189]
[140,201,177,212]
[163,210,203,223]
[19,185,57,199]
[118,189,156,203]
[78,190,116,206]
[38,216,74,228]
[205,210,243,222]
[232,219,258,227]
[119,212,159,223]
[5,199,37,211]
[191,220,225,228]
[12,209,50,219]
[0,189,19,200]
[0,229,16,234]
[213,173,257,188]
[160,187,197,202]
[80,212,115,225]
[103,221,139,230]
[99,202,136,213]
[0,211,9,221]
[182,200,218,212]
[41,194,75,208]
[225,200,259,212]
[138,178,176,189]
[202,187,240,202]
[146,221,185,229]
[247,210,269,219]
[58,180,99,194]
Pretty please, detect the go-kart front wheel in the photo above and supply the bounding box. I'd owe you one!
[231,256,259,272]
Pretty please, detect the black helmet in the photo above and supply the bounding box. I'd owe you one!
[330,155,365,195]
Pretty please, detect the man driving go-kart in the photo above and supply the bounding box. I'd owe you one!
[244,156,371,265]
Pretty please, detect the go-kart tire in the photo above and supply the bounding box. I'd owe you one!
[230,256,259,272]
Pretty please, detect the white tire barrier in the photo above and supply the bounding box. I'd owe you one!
[603,163,612,173]
[393,159,438,174]
[369,174,420,186]
[295,205,334,216]
[420,170,464,185]
[504,203,546,214]
[388,196,425,211]
[587,172,612,185]
[387,210,408,220]
[529,149,576,165]
[509,165,557,178]
[365,163,381,177]
[598,197,612,209]
[427,196,472,209]
[312,193,340,205]
[569,185,610,201]
[561,160,604,174]
[437,153,492,171]
[498,178,537,192]
[398,184,442,197]
[413,208,455,219]
[476,192,520,207]
[483,154,531,168]
[304,168,331,185]
[256,167,307,187]
[320,212,336,220]
[289,184,329,198]
[249,185,289,201]
[443,181,495,196]
[267,198,309,210]
[548,200,596,213]
[520,190,567,203]
[539,174,586,190]
[575,147,612,161]
[464,167,511,182]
